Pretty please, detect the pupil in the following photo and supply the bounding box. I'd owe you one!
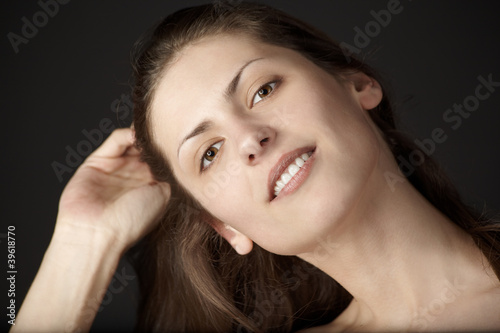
[259,84,272,97]
[206,147,218,161]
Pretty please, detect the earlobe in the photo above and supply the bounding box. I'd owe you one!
[208,217,253,255]
[345,72,383,110]
[223,225,254,255]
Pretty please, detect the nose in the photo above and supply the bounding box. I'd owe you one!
[238,125,276,164]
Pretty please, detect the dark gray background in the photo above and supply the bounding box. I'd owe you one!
[1,1,499,331]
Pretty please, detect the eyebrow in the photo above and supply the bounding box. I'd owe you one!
[224,57,263,100]
[177,119,214,158]
[177,57,264,158]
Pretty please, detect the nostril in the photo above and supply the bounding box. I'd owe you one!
[249,154,255,161]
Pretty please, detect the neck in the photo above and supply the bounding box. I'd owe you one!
[298,154,498,330]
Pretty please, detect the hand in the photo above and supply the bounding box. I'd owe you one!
[56,128,170,249]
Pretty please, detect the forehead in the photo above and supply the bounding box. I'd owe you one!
[150,34,290,159]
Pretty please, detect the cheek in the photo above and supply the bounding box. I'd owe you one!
[280,81,381,229]
[193,169,280,248]
[190,161,256,226]
[311,87,380,195]
[191,161,241,207]
[282,74,347,127]
[317,116,380,225]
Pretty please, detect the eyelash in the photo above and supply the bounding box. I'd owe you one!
[251,79,281,107]
[200,140,223,173]
[199,79,281,173]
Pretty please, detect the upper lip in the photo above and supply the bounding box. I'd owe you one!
[268,146,316,201]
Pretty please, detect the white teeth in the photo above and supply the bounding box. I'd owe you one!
[273,150,314,197]
[280,172,292,183]
[287,164,300,177]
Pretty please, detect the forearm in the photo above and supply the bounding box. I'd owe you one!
[12,224,125,333]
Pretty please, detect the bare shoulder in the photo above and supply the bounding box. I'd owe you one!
[296,285,500,332]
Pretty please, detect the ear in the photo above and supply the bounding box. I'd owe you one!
[345,72,383,111]
[207,217,253,255]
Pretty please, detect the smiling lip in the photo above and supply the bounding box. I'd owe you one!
[268,146,316,201]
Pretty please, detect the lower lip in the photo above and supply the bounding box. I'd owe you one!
[271,149,316,202]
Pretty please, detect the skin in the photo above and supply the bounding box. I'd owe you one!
[151,34,500,330]
[13,129,171,332]
[14,34,500,331]
[151,34,382,256]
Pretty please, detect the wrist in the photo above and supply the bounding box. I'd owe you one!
[47,222,125,273]
[54,218,127,250]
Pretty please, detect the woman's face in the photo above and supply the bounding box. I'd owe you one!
[150,34,383,255]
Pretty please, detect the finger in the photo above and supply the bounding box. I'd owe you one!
[124,145,141,157]
[92,128,134,158]
[126,122,140,156]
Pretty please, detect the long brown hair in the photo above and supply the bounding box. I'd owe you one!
[130,2,500,332]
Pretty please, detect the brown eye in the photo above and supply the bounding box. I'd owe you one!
[204,146,218,161]
[258,84,274,98]
[252,81,277,105]
[201,141,223,171]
